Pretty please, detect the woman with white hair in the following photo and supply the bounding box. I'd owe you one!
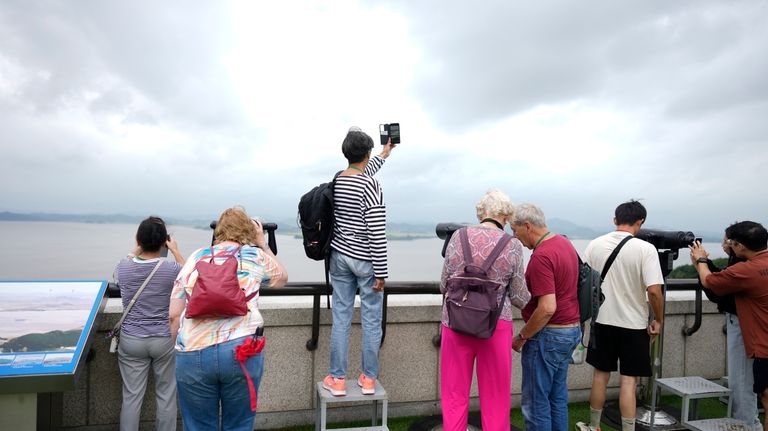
[439,189,530,431]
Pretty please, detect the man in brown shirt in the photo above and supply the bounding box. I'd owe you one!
[691,221,768,431]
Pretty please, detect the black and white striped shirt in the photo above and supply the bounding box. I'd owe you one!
[331,155,388,278]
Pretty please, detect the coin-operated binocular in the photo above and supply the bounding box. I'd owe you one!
[209,220,279,255]
[435,222,471,258]
[636,229,696,278]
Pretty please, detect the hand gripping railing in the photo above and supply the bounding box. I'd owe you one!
[106,279,702,351]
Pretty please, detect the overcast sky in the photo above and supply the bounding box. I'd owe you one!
[1,1,766,233]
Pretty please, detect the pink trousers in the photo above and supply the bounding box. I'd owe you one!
[440,320,513,431]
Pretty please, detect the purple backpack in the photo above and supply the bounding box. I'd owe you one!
[445,228,513,339]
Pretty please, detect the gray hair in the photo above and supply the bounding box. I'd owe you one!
[475,189,515,221]
[512,203,547,228]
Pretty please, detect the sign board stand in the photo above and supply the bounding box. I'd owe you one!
[0,393,37,430]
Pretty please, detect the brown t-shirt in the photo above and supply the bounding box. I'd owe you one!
[705,251,768,358]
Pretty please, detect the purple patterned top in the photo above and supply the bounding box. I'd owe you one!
[440,226,529,326]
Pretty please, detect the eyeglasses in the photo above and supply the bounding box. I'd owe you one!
[723,239,738,247]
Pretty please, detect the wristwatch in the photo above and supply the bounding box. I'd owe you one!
[696,257,709,264]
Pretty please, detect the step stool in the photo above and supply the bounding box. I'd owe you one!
[654,376,750,431]
[315,381,388,431]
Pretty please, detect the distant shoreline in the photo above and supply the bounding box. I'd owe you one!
[0,211,724,242]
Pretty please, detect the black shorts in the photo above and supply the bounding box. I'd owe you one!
[753,358,768,394]
[586,322,651,377]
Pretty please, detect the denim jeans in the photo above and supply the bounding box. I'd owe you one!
[329,250,382,378]
[726,313,761,430]
[521,326,581,431]
[175,336,264,431]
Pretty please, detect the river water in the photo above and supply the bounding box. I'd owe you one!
[0,221,726,282]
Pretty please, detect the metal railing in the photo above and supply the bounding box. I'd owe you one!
[107,278,702,351]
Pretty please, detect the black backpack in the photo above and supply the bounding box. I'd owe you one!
[444,228,512,339]
[576,258,602,324]
[578,235,633,347]
[297,172,342,308]
[298,172,341,261]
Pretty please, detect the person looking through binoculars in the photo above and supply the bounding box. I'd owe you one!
[691,221,768,431]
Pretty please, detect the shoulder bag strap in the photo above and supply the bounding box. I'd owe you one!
[111,260,163,335]
[481,234,513,272]
[600,235,634,281]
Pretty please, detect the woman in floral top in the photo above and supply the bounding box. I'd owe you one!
[170,207,287,431]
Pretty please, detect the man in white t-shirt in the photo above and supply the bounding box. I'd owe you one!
[576,200,664,431]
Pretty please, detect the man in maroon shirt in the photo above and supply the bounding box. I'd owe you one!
[691,221,768,431]
[511,203,581,431]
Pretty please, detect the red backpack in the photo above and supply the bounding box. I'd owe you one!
[185,246,256,319]
[444,228,512,339]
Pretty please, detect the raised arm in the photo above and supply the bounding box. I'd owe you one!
[364,140,396,176]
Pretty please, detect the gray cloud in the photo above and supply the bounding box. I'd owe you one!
[1,1,767,233]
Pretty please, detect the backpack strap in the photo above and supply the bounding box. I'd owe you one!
[324,255,331,309]
[458,228,474,266]
[325,171,343,310]
[481,234,513,272]
[600,235,633,281]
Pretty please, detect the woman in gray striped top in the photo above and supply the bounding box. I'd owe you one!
[322,127,396,397]
[113,216,185,431]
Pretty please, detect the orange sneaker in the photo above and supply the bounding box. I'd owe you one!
[322,375,346,396]
[357,374,376,395]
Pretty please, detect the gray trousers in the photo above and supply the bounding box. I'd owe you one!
[117,333,177,431]
[726,313,761,430]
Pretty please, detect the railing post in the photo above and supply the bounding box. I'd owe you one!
[306,293,321,351]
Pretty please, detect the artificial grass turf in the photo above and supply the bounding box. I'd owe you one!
[274,395,746,431]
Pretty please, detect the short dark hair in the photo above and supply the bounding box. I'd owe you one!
[615,200,647,226]
[136,216,168,253]
[342,129,374,163]
[725,221,768,252]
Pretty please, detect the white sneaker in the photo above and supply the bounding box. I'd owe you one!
[575,422,600,431]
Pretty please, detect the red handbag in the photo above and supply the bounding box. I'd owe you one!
[185,246,256,319]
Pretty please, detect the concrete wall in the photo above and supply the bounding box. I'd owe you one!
[61,294,727,430]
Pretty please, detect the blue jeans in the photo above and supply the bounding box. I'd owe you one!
[521,326,581,431]
[175,336,264,431]
[329,250,382,378]
[726,313,761,430]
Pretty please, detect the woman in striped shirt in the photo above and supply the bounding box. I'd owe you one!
[322,127,396,397]
[114,216,185,431]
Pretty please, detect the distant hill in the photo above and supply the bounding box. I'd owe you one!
[548,218,601,239]
[0,211,213,230]
[1,211,607,240]
[1,329,81,352]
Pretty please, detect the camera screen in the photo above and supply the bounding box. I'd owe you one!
[389,123,400,144]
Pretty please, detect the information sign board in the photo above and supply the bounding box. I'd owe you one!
[0,281,107,393]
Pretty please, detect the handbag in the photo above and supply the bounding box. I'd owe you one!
[109,260,163,353]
